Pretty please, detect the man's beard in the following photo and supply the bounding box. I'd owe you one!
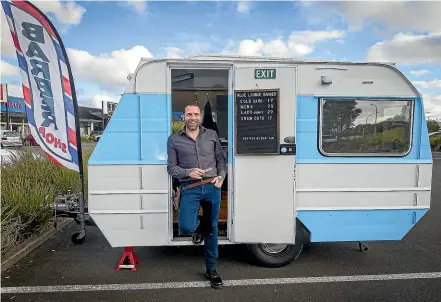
[185,119,200,131]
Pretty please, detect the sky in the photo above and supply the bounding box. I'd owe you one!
[1,0,440,120]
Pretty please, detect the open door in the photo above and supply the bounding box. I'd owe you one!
[232,66,297,244]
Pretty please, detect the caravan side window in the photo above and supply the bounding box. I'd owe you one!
[319,98,413,156]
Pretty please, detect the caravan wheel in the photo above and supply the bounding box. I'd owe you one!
[248,242,303,268]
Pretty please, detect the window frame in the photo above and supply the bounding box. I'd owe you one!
[317,97,415,157]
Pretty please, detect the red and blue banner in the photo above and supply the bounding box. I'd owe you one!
[1,0,82,171]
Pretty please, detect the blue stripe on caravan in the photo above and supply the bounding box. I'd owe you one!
[89,93,169,165]
[297,208,429,242]
[295,95,432,164]
[418,96,433,160]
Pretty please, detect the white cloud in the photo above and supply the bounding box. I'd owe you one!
[166,47,183,58]
[89,94,119,109]
[6,82,121,110]
[185,41,212,54]
[413,79,441,90]
[4,83,23,98]
[232,30,344,57]
[288,30,344,44]
[164,35,215,57]
[1,1,86,59]
[237,39,264,56]
[3,41,152,98]
[1,12,18,58]
[422,94,441,120]
[122,0,148,14]
[330,1,441,32]
[34,0,86,25]
[0,60,20,78]
[410,69,429,77]
[237,1,252,13]
[67,45,153,88]
[366,32,441,65]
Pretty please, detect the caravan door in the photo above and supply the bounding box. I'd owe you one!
[232,66,297,244]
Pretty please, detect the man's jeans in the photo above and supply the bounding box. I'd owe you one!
[178,181,221,269]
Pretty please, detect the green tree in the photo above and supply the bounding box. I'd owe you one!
[427,120,440,132]
[322,100,362,136]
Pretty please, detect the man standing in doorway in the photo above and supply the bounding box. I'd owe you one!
[167,102,227,289]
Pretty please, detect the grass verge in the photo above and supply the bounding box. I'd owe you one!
[1,144,95,256]
[430,136,441,152]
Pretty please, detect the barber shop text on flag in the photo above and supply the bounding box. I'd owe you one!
[1,0,81,172]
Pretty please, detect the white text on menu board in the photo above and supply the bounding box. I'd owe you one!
[237,91,276,121]
[242,136,276,141]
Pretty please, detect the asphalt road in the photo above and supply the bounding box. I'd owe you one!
[1,154,441,301]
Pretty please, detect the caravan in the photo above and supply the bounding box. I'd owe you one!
[86,55,433,267]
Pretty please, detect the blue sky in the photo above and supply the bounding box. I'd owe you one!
[1,0,440,119]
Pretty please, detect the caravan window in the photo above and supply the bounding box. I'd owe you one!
[319,98,413,156]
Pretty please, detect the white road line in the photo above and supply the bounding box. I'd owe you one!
[2,272,441,294]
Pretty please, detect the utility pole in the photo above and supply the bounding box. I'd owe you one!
[370,104,378,137]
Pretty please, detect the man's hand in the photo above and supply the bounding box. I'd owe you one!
[211,176,224,188]
[189,168,205,179]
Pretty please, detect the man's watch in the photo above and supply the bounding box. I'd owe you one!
[217,176,224,181]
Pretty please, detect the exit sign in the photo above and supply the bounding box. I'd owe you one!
[255,69,276,79]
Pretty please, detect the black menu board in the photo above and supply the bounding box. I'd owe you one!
[234,89,279,155]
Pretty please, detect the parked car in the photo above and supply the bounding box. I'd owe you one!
[1,147,44,165]
[1,130,23,148]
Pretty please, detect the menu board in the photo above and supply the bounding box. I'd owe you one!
[235,89,279,155]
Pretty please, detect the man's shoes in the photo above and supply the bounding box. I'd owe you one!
[191,215,204,246]
[205,268,223,289]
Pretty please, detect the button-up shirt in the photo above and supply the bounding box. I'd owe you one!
[167,126,227,182]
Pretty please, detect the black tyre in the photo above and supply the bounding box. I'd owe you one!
[248,242,303,268]
[247,220,309,268]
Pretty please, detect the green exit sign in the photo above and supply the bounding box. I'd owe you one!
[255,69,276,79]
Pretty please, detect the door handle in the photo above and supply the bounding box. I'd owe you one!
[284,136,295,143]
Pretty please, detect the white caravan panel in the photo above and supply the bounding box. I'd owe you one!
[88,165,169,247]
[232,66,296,244]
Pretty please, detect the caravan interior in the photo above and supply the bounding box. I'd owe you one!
[170,69,230,241]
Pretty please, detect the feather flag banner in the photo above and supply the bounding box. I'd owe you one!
[1,0,83,172]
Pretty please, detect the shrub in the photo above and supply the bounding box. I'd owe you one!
[1,149,55,254]
[0,144,95,255]
[172,120,185,134]
[427,120,440,133]
[324,128,409,153]
[430,136,441,152]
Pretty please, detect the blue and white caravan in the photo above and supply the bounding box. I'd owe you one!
[87,55,433,267]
